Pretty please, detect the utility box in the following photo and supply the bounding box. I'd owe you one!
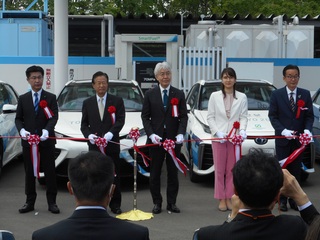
[0,11,53,56]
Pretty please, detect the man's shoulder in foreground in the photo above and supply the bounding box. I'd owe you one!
[197,214,307,240]
[32,210,149,240]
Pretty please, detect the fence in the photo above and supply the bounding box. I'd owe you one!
[178,47,226,95]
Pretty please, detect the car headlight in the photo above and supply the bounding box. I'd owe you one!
[195,115,211,134]
[199,122,211,134]
[55,132,64,138]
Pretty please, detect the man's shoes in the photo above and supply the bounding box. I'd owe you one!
[19,203,34,213]
[110,207,122,214]
[167,204,180,213]
[289,199,298,211]
[152,204,162,214]
[279,202,288,212]
[48,204,60,214]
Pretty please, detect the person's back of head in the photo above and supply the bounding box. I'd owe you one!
[233,148,283,208]
[68,151,114,203]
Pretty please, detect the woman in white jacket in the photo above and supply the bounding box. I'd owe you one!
[207,67,248,211]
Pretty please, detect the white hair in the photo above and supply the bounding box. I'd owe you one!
[154,61,171,76]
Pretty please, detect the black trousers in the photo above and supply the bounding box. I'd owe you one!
[23,145,57,205]
[149,142,181,205]
[88,145,122,209]
[276,139,303,203]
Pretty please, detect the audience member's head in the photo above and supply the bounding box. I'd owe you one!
[233,148,283,209]
[67,151,115,206]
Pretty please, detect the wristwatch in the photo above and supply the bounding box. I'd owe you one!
[226,213,234,223]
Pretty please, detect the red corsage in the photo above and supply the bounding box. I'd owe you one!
[39,100,54,119]
[296,100,307,119]
[233,121,240,129]
[227,121,240,138]
[108,106,116,124]
[171,98,179,117]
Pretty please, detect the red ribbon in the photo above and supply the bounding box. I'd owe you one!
[95,137,108,155]
[296,100,307,119]
[171,98,179,117]
[162,139,188,176]
[27,134,41,178]
[128,128,140,144]
[39,100,54,119]
[231,134,244,162]
[108,106,116,124]
[227,121,240,139]
[129,127,150,167]
[280,133,312,169]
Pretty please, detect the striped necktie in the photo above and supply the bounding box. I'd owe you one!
[289,92,295,112]
[34,92,39,113]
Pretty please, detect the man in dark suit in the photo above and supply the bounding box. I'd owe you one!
[194,149,308,240]
[141,61,188,214]
[15,65,59,214]
[268,64,314,211]
[32,151,149,240]
[81,71,125,214]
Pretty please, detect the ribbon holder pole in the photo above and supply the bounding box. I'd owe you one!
[116,127,153,221]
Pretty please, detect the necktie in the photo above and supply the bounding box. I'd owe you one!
[99,97,104,120]
[163,89,168,109]
[34,92,39,113]
[289,92,295,112]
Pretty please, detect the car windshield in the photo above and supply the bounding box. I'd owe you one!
[57,82,144,112]
[200,82,276,110]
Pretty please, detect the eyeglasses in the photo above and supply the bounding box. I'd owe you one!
[159,71,171,77]
[286,75,300,80]
[29,76,43,80]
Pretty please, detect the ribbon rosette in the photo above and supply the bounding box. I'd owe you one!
[280,133,312,169]
[108,106,116,124]
[231,134,244,162]
[227,121,240,139]
[296,100,308,119]
[39,100,54,119]
[27,134,41,178]
[129,127,151,167]
[95,137,108,155]
[129,127,140,144]
[162,139,188,176]
[171,98,179,117]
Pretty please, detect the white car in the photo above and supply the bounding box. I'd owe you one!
[181,79,315,182]
[0,81,22,176]
[52,79,149,178]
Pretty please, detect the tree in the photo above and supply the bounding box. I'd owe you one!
[1,0,320,18]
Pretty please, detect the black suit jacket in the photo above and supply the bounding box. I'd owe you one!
[197,209,307,240]
[268,86,314,147]
[81,94,125,154]
[32,209,149,240]
[15,90,58,147]
[141,85,188,141]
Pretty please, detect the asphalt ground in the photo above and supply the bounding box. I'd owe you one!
[1,158,320,240]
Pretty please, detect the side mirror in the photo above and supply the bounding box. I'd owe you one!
[0,230,15,240]
[2,104,17,114]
